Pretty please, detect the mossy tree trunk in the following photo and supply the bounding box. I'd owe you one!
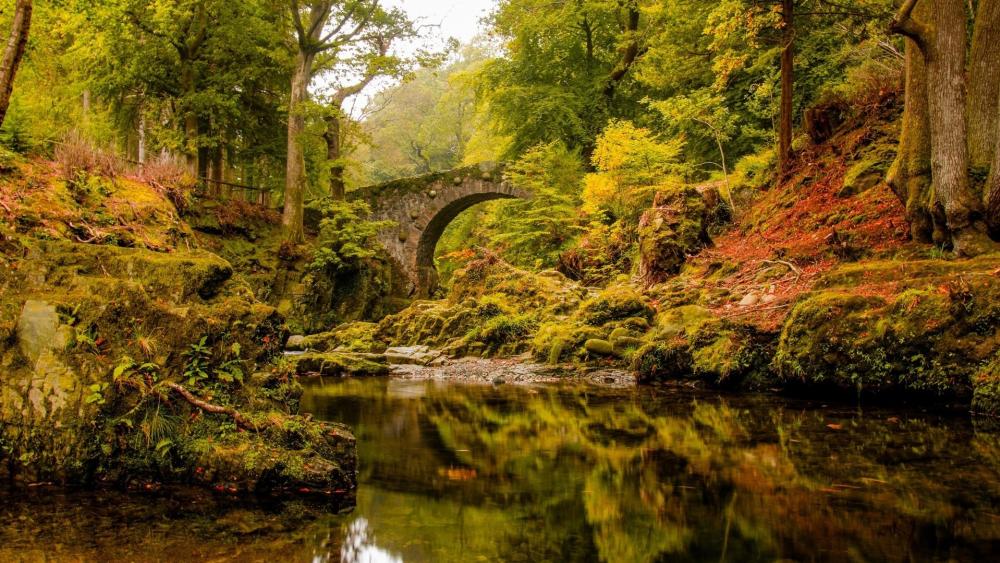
[0,0,32,129]
[968,0,1000,174]
[988,116,1000,237]
[891,0,995,255]
[283,50,315,243]
[887,16,935,243]
[324,111,346,200]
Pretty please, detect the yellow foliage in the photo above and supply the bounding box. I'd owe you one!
[583,120,687,222]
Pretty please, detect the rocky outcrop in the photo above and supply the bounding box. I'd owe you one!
[774,255,1000,400]
[0,236,356,496]
[637,186,714,285]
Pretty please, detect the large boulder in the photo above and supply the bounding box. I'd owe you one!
[637,186,713,284]
[773,255,1000,398]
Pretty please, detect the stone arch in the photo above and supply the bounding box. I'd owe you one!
[353,163,529,297]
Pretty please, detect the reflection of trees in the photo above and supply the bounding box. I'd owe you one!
[302,380,1000,562]
[420,387,1000,562]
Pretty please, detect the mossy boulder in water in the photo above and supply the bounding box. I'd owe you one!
[631,304,776,386]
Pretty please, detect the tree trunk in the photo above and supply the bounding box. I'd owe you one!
[324,111,345,200]
[778,0,794,174]
[603,1,640,102]
[138,114,146,164]
[0,0,32,129]
[887,23,935,243]
[987,114,1000,237]
[181,66,200,175]
[282,51,315,243]
[924,0,990,254]
[968,0,1000,173]
[210,146,224,197]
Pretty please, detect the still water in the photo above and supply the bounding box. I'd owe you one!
[3,377,1000,562]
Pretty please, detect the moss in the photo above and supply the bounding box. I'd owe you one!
[651,305,715,339]
[476,314,538,347]
[631,340,693,384]
[838,142,896,197]
[531,321,605,364]
[0,231,354,494]
[774,268,1000,397]
[298,322,384,353]
[578,286,655,326]
[584,339,615,356]
[291,352,389,377]
[973,355,1000,417]
[637,186,712,283]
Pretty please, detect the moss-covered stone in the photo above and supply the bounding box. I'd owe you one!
[632,340,693,384]
[297,322,385,354]
[972,354,1000,417]
[584,339,615,356]
[376,254,587,359]
[774,259,1000,397]
[637,186,713,284]
[290,351,390,377]
[578,286,655,326]
[0,235,355,495]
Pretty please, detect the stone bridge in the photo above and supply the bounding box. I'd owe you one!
[351,163,530,297]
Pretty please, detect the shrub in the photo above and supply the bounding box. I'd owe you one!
[132,154,197,212]
[307,198,394,273]
[55,132,123,185]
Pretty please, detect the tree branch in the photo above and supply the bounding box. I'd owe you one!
[890,0,928,50]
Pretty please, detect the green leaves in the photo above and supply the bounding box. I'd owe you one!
[85,382,109,406]
[308,198,393,273]
[183,336,211,387]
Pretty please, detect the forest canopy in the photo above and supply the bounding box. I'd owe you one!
[1,0,999,263]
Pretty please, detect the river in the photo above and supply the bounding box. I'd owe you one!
[3,376,1000,562]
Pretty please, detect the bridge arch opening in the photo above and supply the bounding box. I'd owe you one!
[415,192,520,296]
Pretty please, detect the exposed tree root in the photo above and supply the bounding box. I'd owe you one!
[164,382,270,432]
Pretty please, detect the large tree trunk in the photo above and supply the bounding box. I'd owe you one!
[968,0,1000,173]
[324,111,345,200]
[887,14,935,243]
[210,145,224,197]
[0,0,32,129]
[987,114,1000,237]
[778,0,794,174]
[282,51,314,243]
[924,0,990,254]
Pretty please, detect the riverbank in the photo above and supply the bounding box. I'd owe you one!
[0,153,356,495]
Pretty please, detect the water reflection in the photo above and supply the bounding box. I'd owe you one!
[301,379,1000,562]
[2,378,1000,562]
[339,518,403,563]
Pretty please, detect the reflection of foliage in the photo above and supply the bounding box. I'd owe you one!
[302,379,1000,562]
